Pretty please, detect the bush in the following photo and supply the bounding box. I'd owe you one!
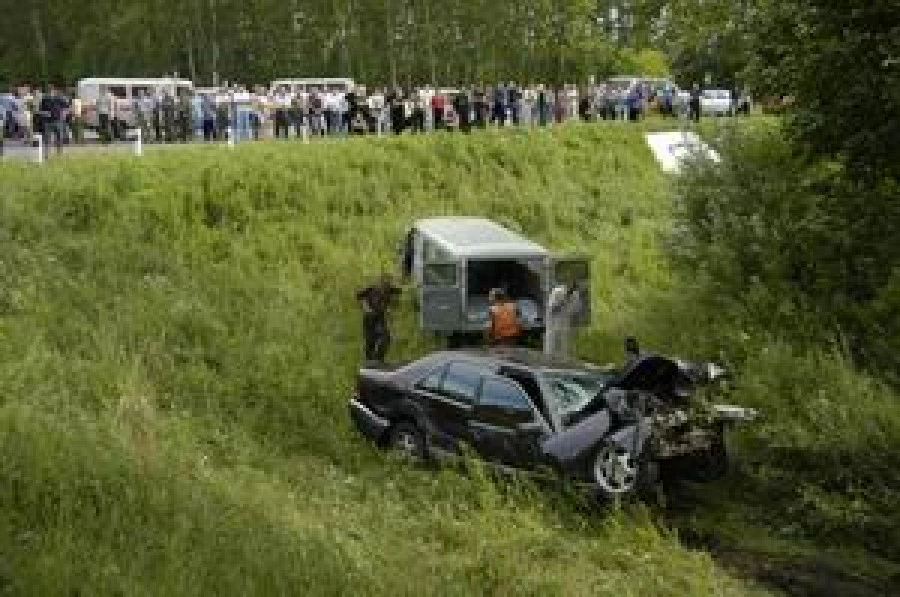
[671,123,900,378]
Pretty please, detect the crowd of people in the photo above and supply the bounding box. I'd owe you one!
[1,79,746,156]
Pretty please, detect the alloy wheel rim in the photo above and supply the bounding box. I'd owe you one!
[594,447,638,494]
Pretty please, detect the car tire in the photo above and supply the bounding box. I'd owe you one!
[388,421,426,461]
[590,444,656,503]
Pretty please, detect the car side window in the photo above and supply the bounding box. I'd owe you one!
[439,362,483,403]
[479,377,533,413]
[416,364,446,393]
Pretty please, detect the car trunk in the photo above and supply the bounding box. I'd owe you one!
[465,258,544,328]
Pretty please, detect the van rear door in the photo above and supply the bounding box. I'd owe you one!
[420,261,462,331]
[549,256,591,326]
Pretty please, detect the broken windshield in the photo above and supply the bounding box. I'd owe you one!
[541,368,617,425]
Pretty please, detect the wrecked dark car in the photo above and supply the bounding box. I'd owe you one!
[348,347,758,500]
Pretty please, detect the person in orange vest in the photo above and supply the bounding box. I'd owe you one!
[485,288,521,347]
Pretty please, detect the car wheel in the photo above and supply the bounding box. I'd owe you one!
[592,445,642,499]
[389,421,426,461]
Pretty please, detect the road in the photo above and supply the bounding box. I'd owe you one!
[0,140,211,162]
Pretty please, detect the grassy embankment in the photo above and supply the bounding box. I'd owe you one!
[0,122,896,596]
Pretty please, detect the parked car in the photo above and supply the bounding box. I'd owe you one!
[397,217,591,340]
[701,89,735,116]
[348,347,758,500]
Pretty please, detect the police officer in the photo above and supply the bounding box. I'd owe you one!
[356,275,401,362]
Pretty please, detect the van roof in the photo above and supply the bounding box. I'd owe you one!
[414,217,548,258]
[77,78,193,87]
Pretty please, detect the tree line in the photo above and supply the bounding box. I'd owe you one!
[4,0,752,88]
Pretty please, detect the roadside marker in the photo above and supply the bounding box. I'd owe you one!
[33,134,43,164]
[227,127,235,148]
[129,128,143,156]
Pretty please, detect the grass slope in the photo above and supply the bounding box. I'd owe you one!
[0,123,895,596]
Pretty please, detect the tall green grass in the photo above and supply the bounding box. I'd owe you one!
[0,123,895,595]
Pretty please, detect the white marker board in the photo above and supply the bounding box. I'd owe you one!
[645,131,721,173]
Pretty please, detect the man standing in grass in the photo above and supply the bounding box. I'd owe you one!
[486,288,521,347]
[356,275,402,362]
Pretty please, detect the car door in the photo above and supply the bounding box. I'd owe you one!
[469,375,548,469]
[548,255,591,326]
[411,361,479,454]
[420,260,462,332]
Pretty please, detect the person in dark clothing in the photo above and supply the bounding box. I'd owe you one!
[473,88,488,128]
[491,84,506,126]
[356,275,402,362]
[624,336,641,366]
[690,84,702,123]
[507,83,521,125]
[40,85,69,155]
[578,89,592,122]
[453,90,471,133]
[389,92,406,135]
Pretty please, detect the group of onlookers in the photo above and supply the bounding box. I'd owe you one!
[1,80,743,156]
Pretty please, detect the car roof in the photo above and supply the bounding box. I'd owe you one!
[413,217,548,259]
[433,347,608,372]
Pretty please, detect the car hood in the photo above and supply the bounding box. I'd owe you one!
[609,354,688,393]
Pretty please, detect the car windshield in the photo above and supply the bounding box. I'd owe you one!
[541,368,617,423]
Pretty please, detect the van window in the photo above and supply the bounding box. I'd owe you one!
[423,238,451,262]
[423,263,457,287]
[108,86,128,99]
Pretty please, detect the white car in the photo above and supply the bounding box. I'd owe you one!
[701,89,735,116]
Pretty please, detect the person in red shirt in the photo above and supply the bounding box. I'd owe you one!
[430,92,446,130]
[485,288,521,347]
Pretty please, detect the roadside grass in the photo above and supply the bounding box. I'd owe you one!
[0,121,894,595]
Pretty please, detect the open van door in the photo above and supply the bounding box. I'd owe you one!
[420,262,462,332]
[549,256,591,326]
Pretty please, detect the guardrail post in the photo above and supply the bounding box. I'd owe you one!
[33,134,43,164]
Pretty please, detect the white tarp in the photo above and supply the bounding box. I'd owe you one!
[645,131,721,173]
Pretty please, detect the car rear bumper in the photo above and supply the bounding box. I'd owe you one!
[349,396,390,441]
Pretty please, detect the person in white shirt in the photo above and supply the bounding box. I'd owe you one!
[273,87,291,138]
[544,283,582,358]
[367,88,385,133]
[323,90,340,134]
[566,84,578,120]
[419,85,434,130]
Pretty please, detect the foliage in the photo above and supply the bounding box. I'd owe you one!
[0,125,768,596]
[629,0,755,88]
[671,123,900,376]
[0,123,897,594]
[3,1,654,87]
[745,0,900,183]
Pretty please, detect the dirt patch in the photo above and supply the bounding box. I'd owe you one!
[677,528,893,597]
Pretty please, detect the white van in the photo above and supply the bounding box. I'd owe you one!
[77,77,194,130]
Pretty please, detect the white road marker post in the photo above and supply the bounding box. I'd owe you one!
[227,126,235,148]
[33,134,43,164]
[132,128,143,156]
[302,122,309,144]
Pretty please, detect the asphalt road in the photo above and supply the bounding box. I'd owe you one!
[0,140,208,162]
